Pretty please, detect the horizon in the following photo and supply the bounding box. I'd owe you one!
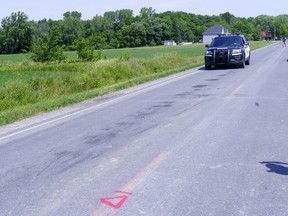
[1,10,287,22]
[1,0,288,21]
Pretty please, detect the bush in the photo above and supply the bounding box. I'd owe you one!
[74,38,100,62]
[32,34,67,63]
[118,53,131,61]
[95,50,102,61]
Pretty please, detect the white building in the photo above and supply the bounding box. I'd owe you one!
[202,24,228,44]
[164,40,177,46]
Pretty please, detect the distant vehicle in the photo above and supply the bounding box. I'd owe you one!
[204,34,251,69]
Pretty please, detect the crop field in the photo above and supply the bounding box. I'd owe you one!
[0,41,274,125]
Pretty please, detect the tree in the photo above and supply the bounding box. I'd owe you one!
[104,11,119,23]
[234,20,247,33]
[255,15,274,32]
[36,19,49,35]
[116,25,132,48]
[118,9,134,25]
[274,15,288,38]
[141,16,170,46]
[159,11,199,42]
[61,11,84,49]
[220,12,235,26]
[2,9,286,54]
[32,27,66,62]
[130,22,147,47]
[0,28,4,54]
[0,12,34,54]
[84,15,115,49]
[140,7,156,19]
[73,38,96,61]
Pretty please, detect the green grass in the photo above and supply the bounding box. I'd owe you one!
[103,45,205,59]
[0,53,31,63]
[249,40,276,50]
[0,42,274,126]
[0,44,206,63]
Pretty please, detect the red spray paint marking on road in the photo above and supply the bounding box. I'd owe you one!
[100,196,127,209]
[100,191,132,209]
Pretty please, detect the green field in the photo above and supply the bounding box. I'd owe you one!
[0,41,272,63]
[0,44,206,63]
[0,41,274,126]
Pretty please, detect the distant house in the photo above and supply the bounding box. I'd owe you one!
[203,24,229,44]
[261,31,273,40]
[164,40,177,46]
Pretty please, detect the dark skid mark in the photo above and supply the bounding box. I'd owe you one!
[162,101,174,105]
[37,151,77,176]
[55,151,80,162]
[130,110,154,119]
[85,133,117,146]
[55,151,73,160]
[192,85,207,88]
[146,101,174,111]
[156,101,174,107]
[206,79,219,81]
[103,128,111,131]
[56,155,94,174]
[175,91,191,97]
[49,150,102,175]
[132,123,159,136]
[218,71,234,76]
[196,94,212,97]
[153,104,172,108]
[38,150,95,176]
[116,122,134,126]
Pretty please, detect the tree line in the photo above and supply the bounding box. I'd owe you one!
[1,8,288,55]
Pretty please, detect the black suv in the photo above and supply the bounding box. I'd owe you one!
[204,34,251,69]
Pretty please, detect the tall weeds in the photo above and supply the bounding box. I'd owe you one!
[0,53,203,125]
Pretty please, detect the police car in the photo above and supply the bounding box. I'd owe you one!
[204,34,251,69]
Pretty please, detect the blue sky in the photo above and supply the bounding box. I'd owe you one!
[1,0,287,20]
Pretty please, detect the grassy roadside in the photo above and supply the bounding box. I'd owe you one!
[0,41,274,126]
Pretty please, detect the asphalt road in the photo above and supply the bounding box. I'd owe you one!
[1,43,288,216]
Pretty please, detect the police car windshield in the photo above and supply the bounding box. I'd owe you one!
[211,36,242,47]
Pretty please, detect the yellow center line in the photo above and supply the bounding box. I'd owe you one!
[226,84,244,99]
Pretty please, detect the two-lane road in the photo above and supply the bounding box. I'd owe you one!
[1,43,288,216]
